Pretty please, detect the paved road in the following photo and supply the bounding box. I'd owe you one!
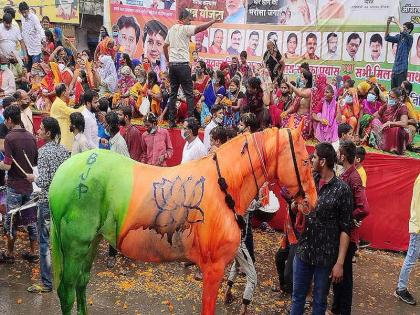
[0,230,418,314]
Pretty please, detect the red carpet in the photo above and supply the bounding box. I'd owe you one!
[33,115,420,251]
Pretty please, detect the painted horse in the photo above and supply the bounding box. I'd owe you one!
[49,126,317,315]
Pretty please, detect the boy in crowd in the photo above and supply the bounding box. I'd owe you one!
[355,146,367,188]
[331,140,369,315]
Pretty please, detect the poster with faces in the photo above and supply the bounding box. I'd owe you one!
[192,33,209,53]
[282,31,302,58]
[245,30,264,57]
[227,29,246,55]
[386,33,398,64]
[321,32,342,60]
[263,31,283,53]
[364,32,386,62]
[342,32,364,61]
[410,33,420,65]
[208,28,228,53]
[301,31,321,59]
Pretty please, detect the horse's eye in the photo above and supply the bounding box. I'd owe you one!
[302,159,309,166]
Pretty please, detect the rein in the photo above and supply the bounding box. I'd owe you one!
[212,153,246,233]
[213,128,306,232]
[246,128,305,200]
[287,128,305,199]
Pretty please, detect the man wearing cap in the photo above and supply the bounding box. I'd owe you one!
[163,9,219,128]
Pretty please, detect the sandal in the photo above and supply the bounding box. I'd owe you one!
[22,252,38,263]
[27,283,52,293]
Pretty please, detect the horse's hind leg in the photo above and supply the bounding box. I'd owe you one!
[200,262,226,315]
[57,253,81,315]
[57,221,101,315]
[76,236,102,315]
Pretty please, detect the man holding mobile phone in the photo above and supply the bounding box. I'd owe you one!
[385,16,414,88]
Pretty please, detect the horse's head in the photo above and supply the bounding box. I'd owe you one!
[270,125,317,212]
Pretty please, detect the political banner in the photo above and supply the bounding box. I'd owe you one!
[399,0,420,25]
[0,0,79,24]
[109,0,420,108]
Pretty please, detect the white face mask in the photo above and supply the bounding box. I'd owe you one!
[181,129,188,140]
[58,63,65,71]
[215,116,223,125]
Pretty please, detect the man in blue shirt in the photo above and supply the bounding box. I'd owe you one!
[385,17,414,88]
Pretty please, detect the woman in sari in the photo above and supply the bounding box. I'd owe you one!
[263,40,285,82]
[356,86,383,142]
[113,65,136,108]
[282,69,313,139]
[130,67,148,114]
[95,55,118,99]
[270,78,293,127]
[221,77,245,127]
[43,30,55,64]
[199,70,226,126]
[338,87,360,130]
[400,81,418,143]
[229,57,239,78]
[370,88,409,155]
[69,55,95,106]
[219,62,231,89]
[313,84,340,143]
[190,60,210,118]
[337,75,351,98]
[240,77,271,130]
[116,53,133,77]
[32,62,58,111]
[94,37,116,61]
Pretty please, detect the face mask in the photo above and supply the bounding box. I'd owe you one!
[299,80,305,88]
[104,128,110,137]
[344,95,353,104]
[215,116,223,125]
[195,68,202,75]
[58,63,65,71]
[213,78,220,85]
[148,126,157,134]
[181,130,188,140]
[388,98,397,106]
[229,87,237,93]
[138,77,145,84]
[367,93,377,102]
[112,31,119,37]
[0,64,8,71]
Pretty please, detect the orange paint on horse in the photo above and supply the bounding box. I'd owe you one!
[116,126,316,315]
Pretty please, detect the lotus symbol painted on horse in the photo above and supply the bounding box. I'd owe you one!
[152,176,205,244]
[49,126,317,315]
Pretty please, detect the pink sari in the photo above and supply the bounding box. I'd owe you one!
[313,97,339,143]
[371,104,409,154]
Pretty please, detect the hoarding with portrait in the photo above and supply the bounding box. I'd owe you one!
[0,0,79,24]
[109,0,420,107]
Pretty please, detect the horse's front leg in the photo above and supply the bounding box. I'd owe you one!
[200,261,226,315]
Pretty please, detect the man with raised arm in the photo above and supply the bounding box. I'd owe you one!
[385,17,414,88]
[163,9,219,128]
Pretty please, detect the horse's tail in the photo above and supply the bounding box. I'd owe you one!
[51,215,63,290]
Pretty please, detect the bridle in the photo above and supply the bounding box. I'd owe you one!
[213,128,308,233]
[244,128,306,201]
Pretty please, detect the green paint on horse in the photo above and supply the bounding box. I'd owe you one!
[49,150,134,315]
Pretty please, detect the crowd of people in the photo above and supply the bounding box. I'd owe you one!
[0,3,419,315]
